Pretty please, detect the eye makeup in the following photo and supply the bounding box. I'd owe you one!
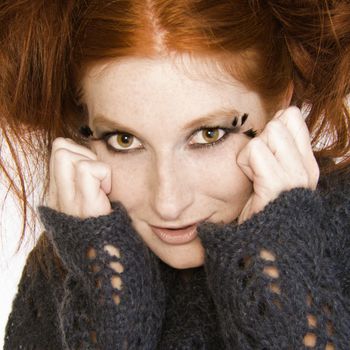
[79,125,94,138]
[79,113,258,153]
[229,113,257,138]
[241,113,248,126]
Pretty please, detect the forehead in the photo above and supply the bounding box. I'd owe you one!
[81,54,266,128]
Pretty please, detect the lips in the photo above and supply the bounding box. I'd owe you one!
[150,223,198,245]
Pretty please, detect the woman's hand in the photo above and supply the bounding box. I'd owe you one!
[47,137,112,218]
[236,106,320,225]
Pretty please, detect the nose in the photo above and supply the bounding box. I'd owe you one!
[150,155,194,222]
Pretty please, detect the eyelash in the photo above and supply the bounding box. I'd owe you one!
[98,126,235,154]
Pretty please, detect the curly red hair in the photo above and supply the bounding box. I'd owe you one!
[0,0,349,255]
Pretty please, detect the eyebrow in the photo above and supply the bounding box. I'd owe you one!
[91,107,240,134]
[181,108,240,130]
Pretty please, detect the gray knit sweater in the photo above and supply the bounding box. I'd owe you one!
[4,166,350,349]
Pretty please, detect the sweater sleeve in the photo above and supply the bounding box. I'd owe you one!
[197,185,350,349]
[4,236,65,350]
[5,202,166,350]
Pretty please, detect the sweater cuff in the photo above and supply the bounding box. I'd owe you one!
[37,202,145,276]
[197,187,326,275]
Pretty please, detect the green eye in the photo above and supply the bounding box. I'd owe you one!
[100,126,230,154]
[202,129,220,143]
[117,133,134,148]
[105,132,143,152]
[190,128,226,145]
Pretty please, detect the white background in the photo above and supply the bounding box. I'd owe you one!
[0,139,43,349]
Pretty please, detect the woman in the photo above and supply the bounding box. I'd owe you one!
[1,0,350,349]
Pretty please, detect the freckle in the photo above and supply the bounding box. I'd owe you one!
[232,116,238,127]
[241,113,248,126]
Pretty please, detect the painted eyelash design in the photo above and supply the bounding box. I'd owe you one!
[79,125,94,138]
[244,128,257,138]
[79,113,257,140]
[230,113,257,138]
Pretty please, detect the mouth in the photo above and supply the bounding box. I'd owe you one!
[150,223,198,245]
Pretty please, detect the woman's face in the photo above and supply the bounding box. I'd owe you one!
[82,55,268,269]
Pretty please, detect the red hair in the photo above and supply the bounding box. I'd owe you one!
[0,0,349,258]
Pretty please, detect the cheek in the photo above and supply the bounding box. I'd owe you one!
[107,159,148,209]
[92,145,148,210]
[93,136,253,216]
[188,138,252,203]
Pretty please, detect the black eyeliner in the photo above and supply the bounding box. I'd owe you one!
[90,129,144,154]
[78,119,257,155]
[189,129,231,149]
[188,125,234,139]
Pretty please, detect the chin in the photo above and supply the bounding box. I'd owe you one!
[165,258,204,270]
[158,245,205,270]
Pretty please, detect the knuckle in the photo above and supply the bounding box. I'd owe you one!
[246,139,266,161]
[286,105,301,116]
[100,161,112,172]
[273,109,285,118]
[278,106,304,125]
[52,137,69,150]
[76,159,91,173]
[53,147,71,162]
[249,137,263,150]
[94,159,106,168]
[299,168,309,181]
[52,137,78,154]
[289,168,309,187]
[265,119,284,134]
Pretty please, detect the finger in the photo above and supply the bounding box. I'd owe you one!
[75,160,112,197]
[55,137,98,160]
[48,140,63,209]
[49,137,99,210]
[274,107,312,157]
[258,119,309,187]
[274,107,320,188]
[53,148,92,213]
[74,160,112,216]
[237,137,281,185]
[237,196,254,225]
[48,160,58,209]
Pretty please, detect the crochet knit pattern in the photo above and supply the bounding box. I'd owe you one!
[4,167,350,349]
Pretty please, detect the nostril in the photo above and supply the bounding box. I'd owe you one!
[151,171,194,221]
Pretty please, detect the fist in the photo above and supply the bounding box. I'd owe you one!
[47,137,112,218]
[236,106,320,224]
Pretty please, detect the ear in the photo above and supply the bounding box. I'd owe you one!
[281,81,294,108]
